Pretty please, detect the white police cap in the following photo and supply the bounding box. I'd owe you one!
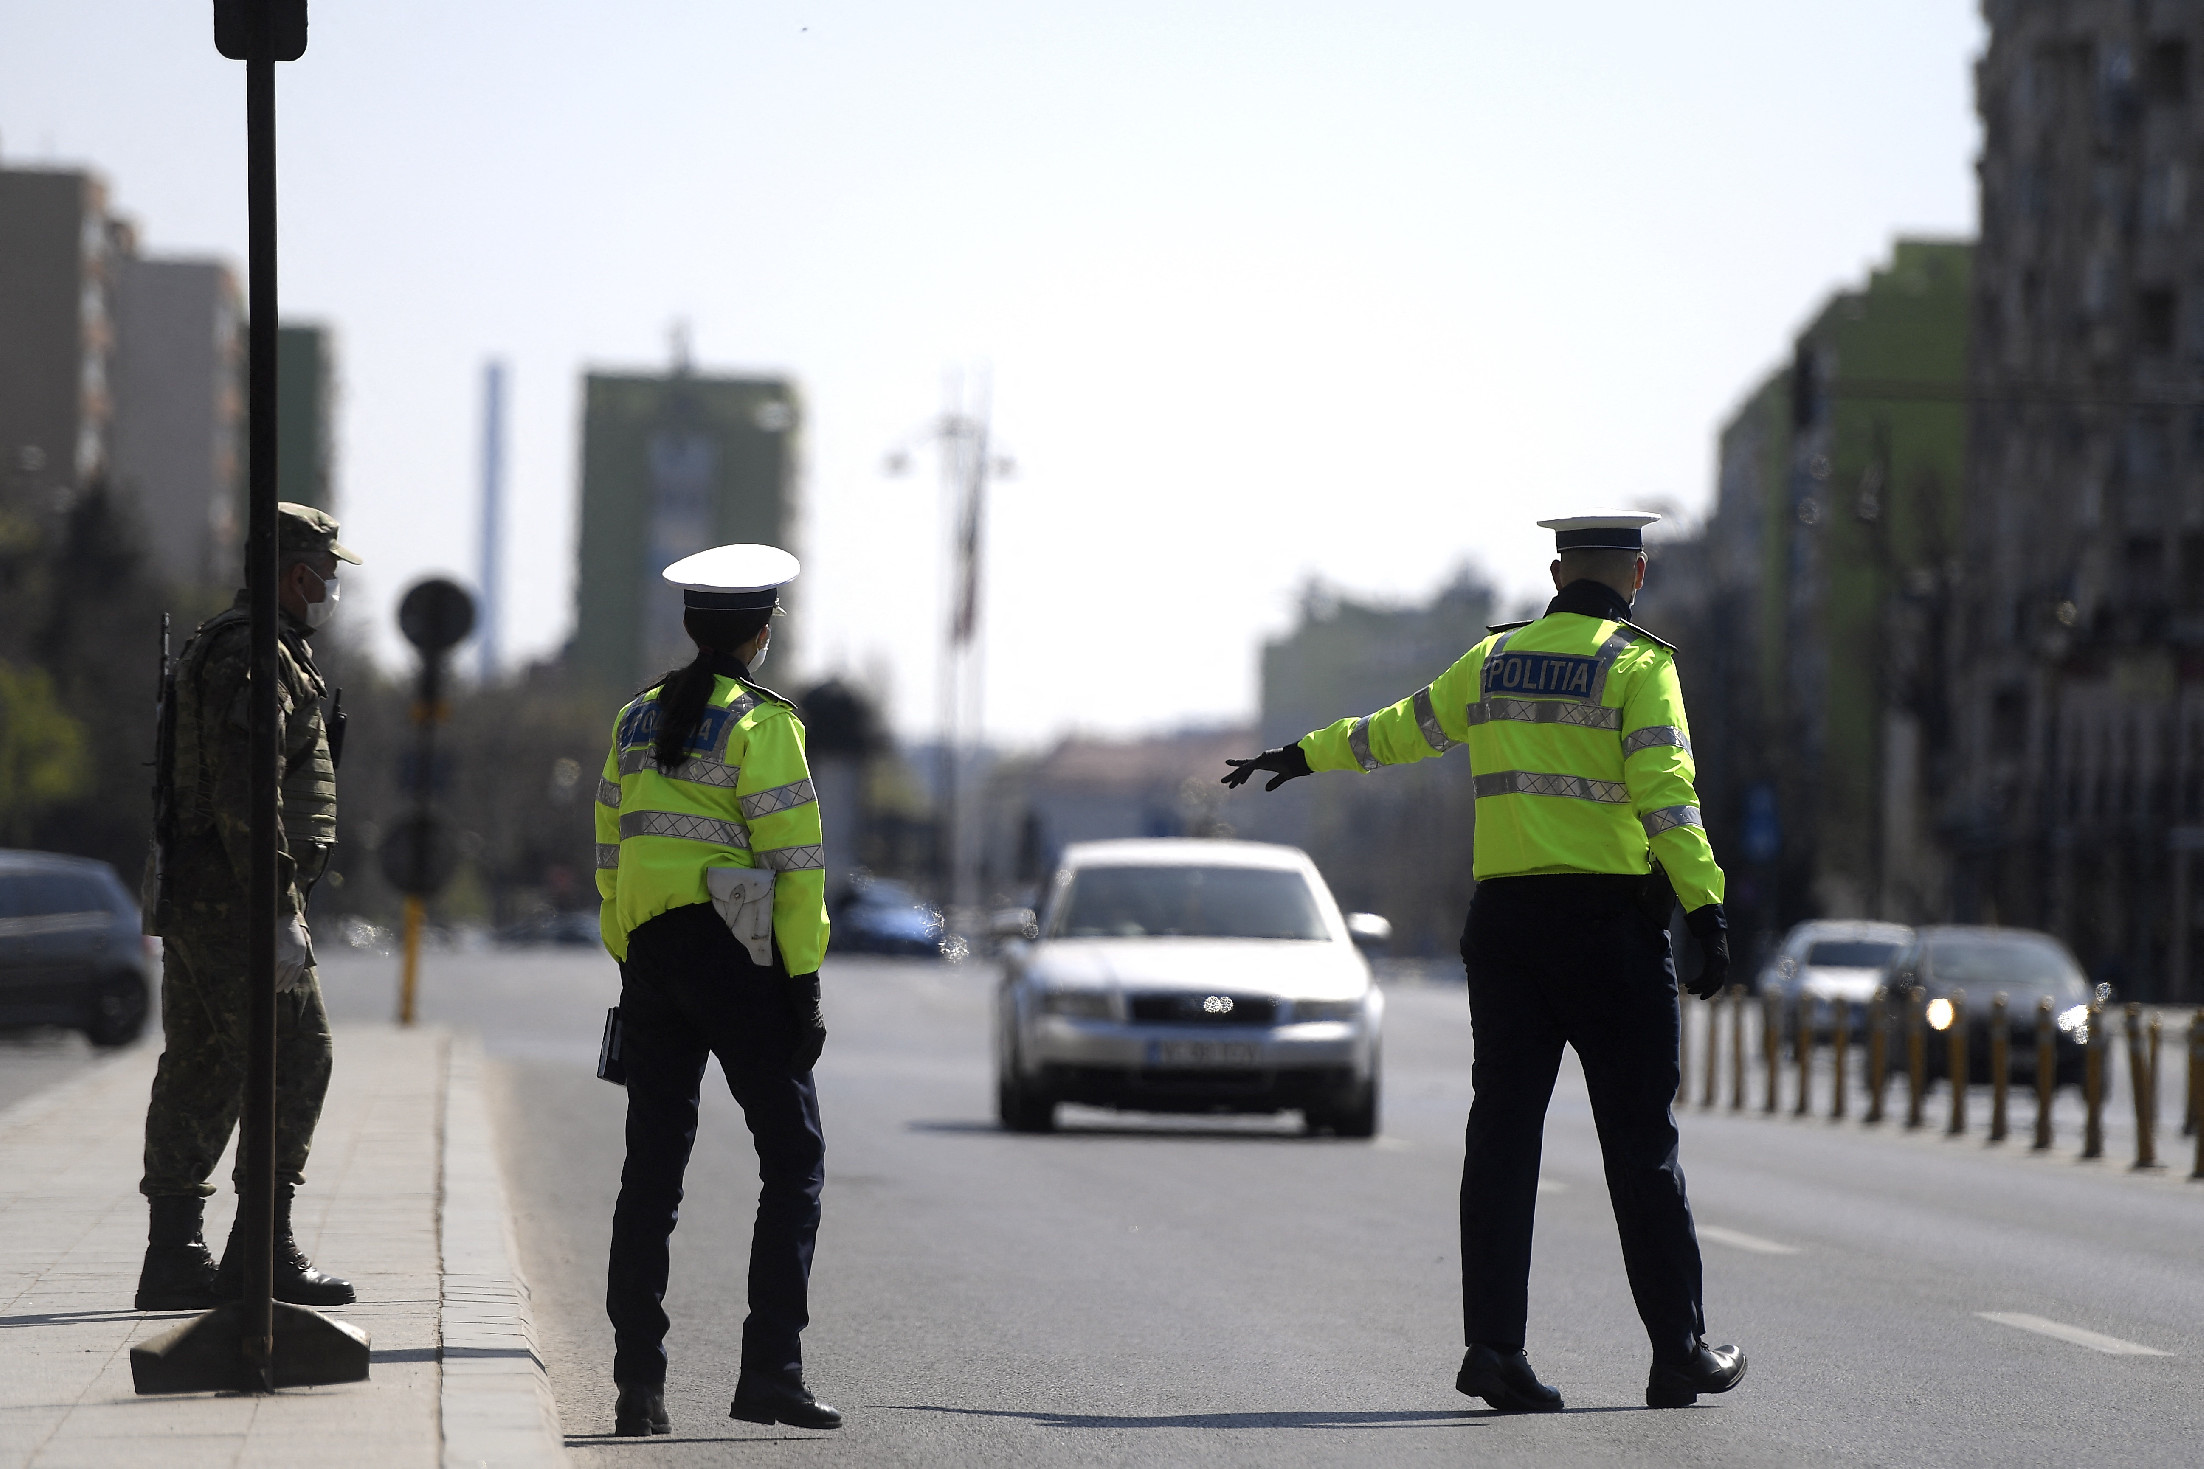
[661,544,800,612]
[1535,510,1661,552]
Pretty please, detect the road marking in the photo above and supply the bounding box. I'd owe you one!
[1697,1225,1799,1256]
[1536,1178,1567,1195]
[1977,1313,2172,1356]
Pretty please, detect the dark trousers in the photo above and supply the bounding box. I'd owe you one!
[607,903,825,1388]
[1458,874,1704,1361]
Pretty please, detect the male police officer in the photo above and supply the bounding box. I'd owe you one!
[1223,511,1746,1412]
[135,503,357,1311]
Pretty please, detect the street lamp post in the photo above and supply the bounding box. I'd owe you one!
[131,0,370,1394]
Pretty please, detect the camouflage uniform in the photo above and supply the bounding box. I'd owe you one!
[140,520,346,1202]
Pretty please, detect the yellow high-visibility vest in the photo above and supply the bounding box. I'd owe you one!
[594,674,831,970]
[1299,610,1725,912]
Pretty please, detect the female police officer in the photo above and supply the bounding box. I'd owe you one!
[594,544,838,1437]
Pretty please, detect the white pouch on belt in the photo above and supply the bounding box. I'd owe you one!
[705,866,777,967]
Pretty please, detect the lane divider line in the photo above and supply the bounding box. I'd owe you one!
[1977,1312,2171,1356]
[1536,1178,1567,1195]
[1697,1224,1800,1255]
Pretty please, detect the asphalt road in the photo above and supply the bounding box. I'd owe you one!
[305,942,2204,1467]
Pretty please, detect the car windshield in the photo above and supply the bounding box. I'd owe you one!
[1050,865,1328,941]
[1921,934,2089,1002]
[0,872,112,918]
[1804,940,1900,969]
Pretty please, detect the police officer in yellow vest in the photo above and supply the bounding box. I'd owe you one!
[595,544,839,1437]
[1224,512,1747,1413]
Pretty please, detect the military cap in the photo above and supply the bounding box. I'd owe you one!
[1537,510,1661,552]
[662,543,799,612]
[278,502,362,564]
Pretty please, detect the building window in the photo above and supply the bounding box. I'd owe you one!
[2148,38,2189,104]
[2139,286,2179,352]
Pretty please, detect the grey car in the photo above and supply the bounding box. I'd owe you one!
[0,850,154,1046]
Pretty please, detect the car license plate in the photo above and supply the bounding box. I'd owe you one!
[1147,1040,1259,1068]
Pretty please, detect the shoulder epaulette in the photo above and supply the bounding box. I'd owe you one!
[738,678,798,710]
[1485,619,1533,634]
[1616,618,1675,652]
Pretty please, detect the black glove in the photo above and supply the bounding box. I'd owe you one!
[1220,744,1313,792]
[785,972,827,1076]
[1683,904,1730,1000]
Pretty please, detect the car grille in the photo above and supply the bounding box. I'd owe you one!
[1126,993,1278,1026]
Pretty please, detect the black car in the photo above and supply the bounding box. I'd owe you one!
[0,850,154,1046]
[1890,925,2094,1088]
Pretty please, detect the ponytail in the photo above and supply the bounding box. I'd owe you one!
[650,606,772,769]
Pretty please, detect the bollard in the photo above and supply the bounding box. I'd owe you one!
[1702,990,1720,1108]
[1794,996,1814,1117]
[1865,985,1888,1124]
[1831,1000,1850,1120]
[2126,1004,2158,1170]
[2033,995,2055,1151]
[1763,990,1781,1114]
[1988,992,2009,1144]
[1946,989,1969,1137]
[1906,987,1928,1129]
[2192,1010,2204,1180]
[2083,1000,2105,1159]
[1729,985,1747,1112]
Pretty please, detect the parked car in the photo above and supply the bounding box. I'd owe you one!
[1892,925,2094,1087]
[832,878,947,957]
[1761,919,1913,1038]
[0,850,154,1046]
[994,838,1384,1137]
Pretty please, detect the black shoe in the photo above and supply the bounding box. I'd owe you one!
[1646,1339,1747,1408]
[1455,1343,1564,1413]
[614,1384,671,1436]
[135,1196,220,1311]
[212,1185,358,1307]
[731,1370,843,1430]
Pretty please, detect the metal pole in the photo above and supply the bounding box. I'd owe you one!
[2127,1004,2157,1170]
[240,48,279,1394]
[1988,992,2009,1143]
[1906,987,1927,1130]
[1793,998,1812,1117]
[2083,1000,2105,1159]
[1946,989,1968,1136]
[2033,995,2055,1150]
[1728,984,1746,1111]
[397,896,424,1026]
[1865,985,1888,1124]
[1762,990,1780,1114]
[1830,1000,1849,1120]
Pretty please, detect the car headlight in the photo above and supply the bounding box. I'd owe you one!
[2055,1004,2089,1034]
[1039,988,1114,1020]
[1294,997,1363,1022]
[1925,997,1955,1032]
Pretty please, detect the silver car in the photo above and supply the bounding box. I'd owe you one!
[994,839,1383,1136]
[1760,919,1913,1039]
[0,849,155,1046]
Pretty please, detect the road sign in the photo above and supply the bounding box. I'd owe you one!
[379,814,458,899]
[399,579,477,655]
[214,0,307,61]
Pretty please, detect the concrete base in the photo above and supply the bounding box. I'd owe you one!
[130,1300,372,1395]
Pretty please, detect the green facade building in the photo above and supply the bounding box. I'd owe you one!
[1700,239,1971,948]
[572,367,799,693]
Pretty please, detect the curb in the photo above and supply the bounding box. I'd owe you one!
[440,1031,570,1468]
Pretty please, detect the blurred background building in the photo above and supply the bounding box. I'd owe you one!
[571,351,800,694]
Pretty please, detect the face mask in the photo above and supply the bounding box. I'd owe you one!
[301,569,340,629]
[747,634,769,672]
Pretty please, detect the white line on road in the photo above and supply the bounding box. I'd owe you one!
[1537,1178,1567,1194]
[1697,1224,1800,1255]
[1977,1313,2172,1356]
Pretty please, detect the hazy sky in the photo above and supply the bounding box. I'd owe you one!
[4,2,1983,745]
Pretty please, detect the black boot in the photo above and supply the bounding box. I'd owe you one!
[614,1383,671,1436]
[731,1370,842,1430]
[134,1196,219,1311]
[213,1186,357,1307]
[1646,1339,1747,1408]
[1455,1343,1565,1413]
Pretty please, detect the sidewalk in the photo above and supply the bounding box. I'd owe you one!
[0,1023,565,1469]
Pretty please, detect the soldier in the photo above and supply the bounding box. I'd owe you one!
[133,503,358,1311]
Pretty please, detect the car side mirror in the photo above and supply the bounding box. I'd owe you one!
[1345,912,1392,957]
[989,907,1039,941]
